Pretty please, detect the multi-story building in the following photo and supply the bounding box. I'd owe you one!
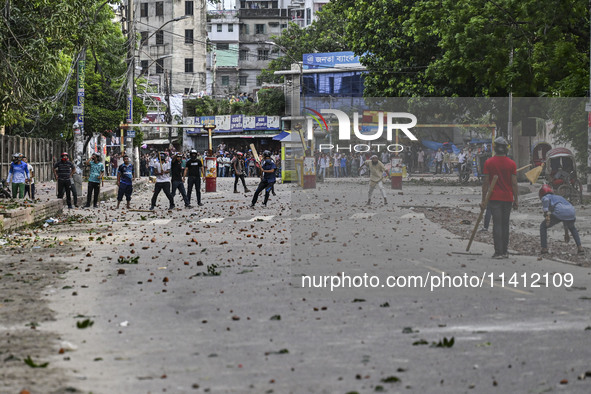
[288,0,329,28]
[136,0,207,96]
[206,10,241,97]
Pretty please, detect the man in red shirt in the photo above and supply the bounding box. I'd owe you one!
[481,137,518,259]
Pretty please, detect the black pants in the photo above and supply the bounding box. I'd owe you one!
[187,176,202,205]
[24,184,35,200]
[234,174,248,191]
[117,183,133,202]
[435,161,443,174]
[490,200,513,255]
[57,179,73,207]
[151,182,174,208]
[86,181,100,207]
[172,180,190,206]
[251,179,274,206]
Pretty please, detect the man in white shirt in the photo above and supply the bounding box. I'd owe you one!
[149,152,175,210]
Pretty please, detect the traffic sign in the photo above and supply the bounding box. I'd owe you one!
[127,130,136,138]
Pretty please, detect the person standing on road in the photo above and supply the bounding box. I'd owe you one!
[116,154,134,209]
[84,153,104,208]
[21,156,35,200]
[538,184,584,255]
[434,148,444,174]
[232,152,250,193]
[171,153,191,208]
[360,155,387,206]
[417,148,425,173]
[184,150,205,207]
[7,153,29,199]
[150,152,175,210]
[53,152,76,209]
[250,150,276,208]
[481,137,518,259]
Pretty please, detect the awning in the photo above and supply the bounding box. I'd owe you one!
[212,134,277,139]
[143,139,175,145]
[272,131,290,140]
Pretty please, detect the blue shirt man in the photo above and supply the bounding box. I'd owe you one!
[8,155,30,199]
[251,153,277,208]
[116,155,134,209]
[539,186,583,255]
[84,154,104,208]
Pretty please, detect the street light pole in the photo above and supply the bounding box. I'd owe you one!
[264,41,304,111]
[125,0,135,166]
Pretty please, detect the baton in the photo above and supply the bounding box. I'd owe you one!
[466,175,498,252]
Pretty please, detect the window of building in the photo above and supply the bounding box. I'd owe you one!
[185,88,194,95]
[140,3,148,17]
[185,58,194,73]
[140,31,149,46]
[280,24,287,29]
[257,49,269,61]
[185,29,194,44]
[155,30,164,45]
[228,24,234,32]
[306,8,311,25]
[240,24,249,34]
[217,43,229,50]
[221,76,229,86]
[207,24,212,32]
[217,24,222,32]
[155,2,164,16]
[239,49,249,60]
[185,1,194,16]
[255,24,265,34]
[156,58,164,74]
[239,76,248,86]
[140,60,149,75]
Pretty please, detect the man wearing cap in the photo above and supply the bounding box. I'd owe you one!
[481,136,518,259]
[360,155,388,206]
[53,152,76,209]
[116,154,134,209]
[250,150,276,208]
[184,150,205,207]
[171,153,191,208]
[232,152,250,193]
[7,153,29,199]
[84,153,104,208]
[150,152,175,210]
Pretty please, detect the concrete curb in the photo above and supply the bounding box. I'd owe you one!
[0,178,149,233]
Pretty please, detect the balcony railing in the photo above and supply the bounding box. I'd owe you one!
[238,8,288,18]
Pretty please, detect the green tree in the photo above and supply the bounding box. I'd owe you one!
[259,1,349,84]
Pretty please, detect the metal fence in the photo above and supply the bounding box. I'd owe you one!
[0,135,72,182]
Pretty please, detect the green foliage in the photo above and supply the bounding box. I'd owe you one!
[1,1,139,142]
[24,355,49,368]
[76,318,94,329]
[260,2,350,84]
[118,256,139,265]
[184,89,285,117]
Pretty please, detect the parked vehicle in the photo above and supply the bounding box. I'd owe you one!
[545,147,582,205]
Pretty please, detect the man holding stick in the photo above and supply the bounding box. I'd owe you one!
[481,137,518,259]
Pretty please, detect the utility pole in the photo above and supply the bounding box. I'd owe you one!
[212,51,217,97]
[73,49,86,197]
[126,0,135,162]
[165,69,173,148]
[587,0,591,191]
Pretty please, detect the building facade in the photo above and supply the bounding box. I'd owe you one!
[136,0,208,96]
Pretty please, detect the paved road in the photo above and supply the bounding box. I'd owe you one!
[4,177,591,393]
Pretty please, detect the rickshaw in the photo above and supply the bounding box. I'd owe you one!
[531,142,551,174]
[545,147,583,204]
